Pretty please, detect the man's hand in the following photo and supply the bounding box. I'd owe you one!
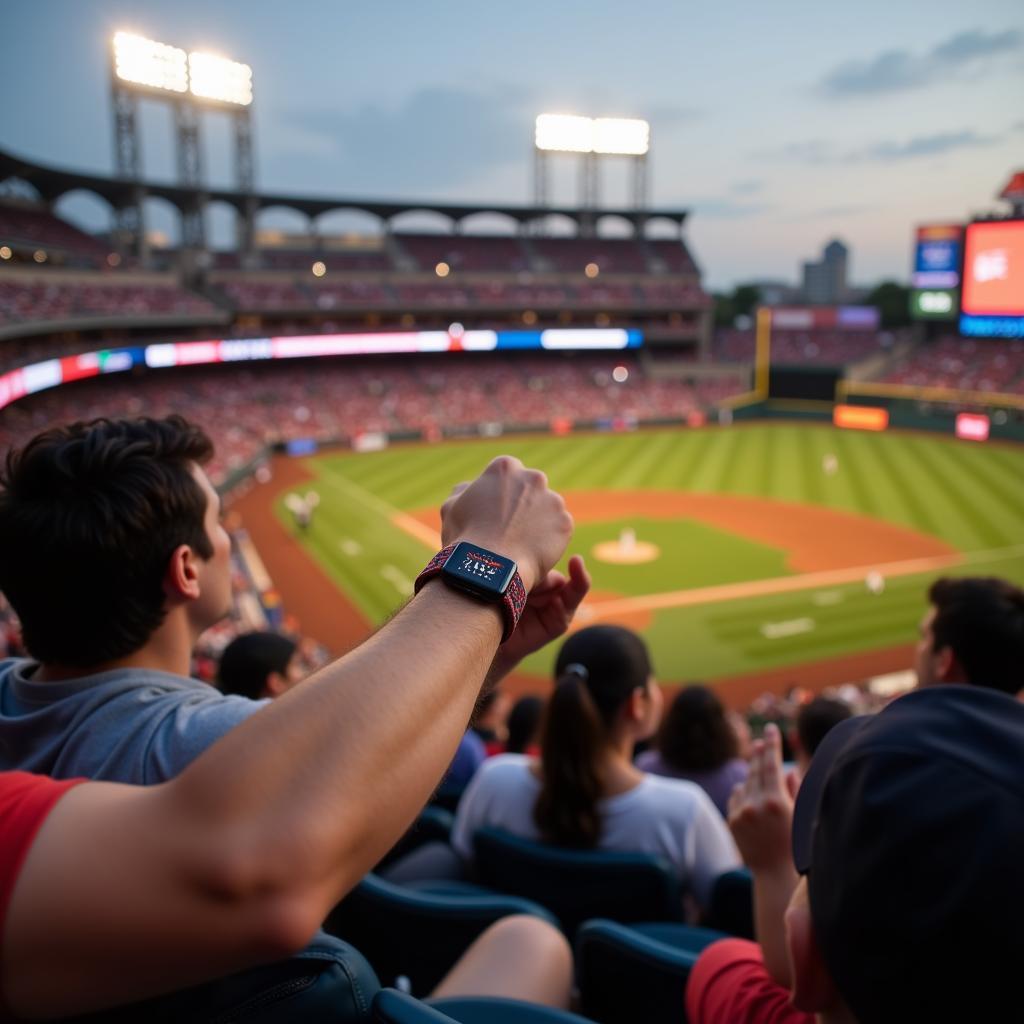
[488,555,591,683]
[727,722,799,874]
[726,721,801,988]
[440,456,573,592]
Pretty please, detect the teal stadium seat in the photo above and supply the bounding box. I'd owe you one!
[472,827,684,938]
[577,919,728,1024]
[374,988,595,1024]
[324,872,557,995]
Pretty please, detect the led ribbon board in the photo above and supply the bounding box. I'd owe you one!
[0,329,643,412]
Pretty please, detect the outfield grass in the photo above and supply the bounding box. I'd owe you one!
[275,424,1024,682]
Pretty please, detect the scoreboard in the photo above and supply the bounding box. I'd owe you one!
[909,224,962,322]
[960,220,1024,338]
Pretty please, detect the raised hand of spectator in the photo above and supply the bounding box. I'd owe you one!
[727,723,797,872]
[440,456,573,592]
[726,722,800,988]
[488,554,591,685]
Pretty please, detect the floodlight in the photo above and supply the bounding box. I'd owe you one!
[113,31,188,93]
[535,114,594,153]
[593,118,649,156]
[188,51,253,106]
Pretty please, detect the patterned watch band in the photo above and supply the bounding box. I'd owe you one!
[414,543,527,643]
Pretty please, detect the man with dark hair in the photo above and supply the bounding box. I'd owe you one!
[218,631,305,701]
[916,576,1024,695]
[0,415,593,1011]
[691,685,1024,1023]
[0,417,591,789]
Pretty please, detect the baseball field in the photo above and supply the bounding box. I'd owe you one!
[233,422,1024,702]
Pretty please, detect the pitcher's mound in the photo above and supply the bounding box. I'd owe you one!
[593,540,661,564]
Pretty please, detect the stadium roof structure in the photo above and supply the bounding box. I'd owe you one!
[0,146,688,233]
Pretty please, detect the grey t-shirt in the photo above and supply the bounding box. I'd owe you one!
[0,657,267,784]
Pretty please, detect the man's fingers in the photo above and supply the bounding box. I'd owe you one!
[762,723,784,792]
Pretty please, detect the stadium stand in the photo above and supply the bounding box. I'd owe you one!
[0,354,745,486]
[0,273,221,328]
[714,327,902,366]
[877,335,1024,394]
[0,201,111,265]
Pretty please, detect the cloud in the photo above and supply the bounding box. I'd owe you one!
[263,85,532,195]
[753,140,835,164]
[792,204,877,221]
[686,197,772,220]
[856,129,998,161]
[818,27,1022,97]
[756,129,998,165]
[645,103,703,126]
[730,179,764,195]
[932,29,1022,65]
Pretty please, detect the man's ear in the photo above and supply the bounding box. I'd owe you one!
[786,891,840,1013]
[264,671,288,699]
[164,544,201,602]
[936,645,965,683]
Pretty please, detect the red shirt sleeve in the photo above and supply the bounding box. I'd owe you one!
[686,938,814,1024]
[0,772,85,961]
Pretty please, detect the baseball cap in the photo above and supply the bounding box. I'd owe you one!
[791,685,1024,1022]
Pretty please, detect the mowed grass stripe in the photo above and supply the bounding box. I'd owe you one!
[578,433,650,490]
[925,441,1024,544]
[860,433,945,539]
[831,430,896,522]
[708,585,927,634]
[794,423,826,505]
[906,438,1009,549]
[688,429,741,493]
[291,474,426,621]
[711,594,925,645]
[655,431,708,491]
[614,432,684,489]
[718,425,763,495]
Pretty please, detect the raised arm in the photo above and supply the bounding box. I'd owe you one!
[3,456,573,1018]
[726,723,800,988]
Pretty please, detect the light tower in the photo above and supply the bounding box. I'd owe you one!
[533,114,650,235]
[110,32,255,263]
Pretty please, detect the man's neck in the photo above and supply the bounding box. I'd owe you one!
[32,613,197,683]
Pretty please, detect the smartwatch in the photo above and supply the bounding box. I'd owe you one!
[414,541,527,642]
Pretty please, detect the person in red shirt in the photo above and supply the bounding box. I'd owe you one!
[687,685,1024,1023]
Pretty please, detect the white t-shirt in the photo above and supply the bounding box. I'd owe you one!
[451,754,741,909]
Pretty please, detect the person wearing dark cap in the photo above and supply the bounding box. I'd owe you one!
[218,631,305,701]
[687,684,1024,1023]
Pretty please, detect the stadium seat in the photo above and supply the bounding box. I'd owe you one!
[430,781,467,814]
[376,805,456,871]
[704,867,755,938]
[58,934,380,1023]
[471,827,684,937]
[323,872,557,995]
[374,988,593,1024]
[576,919,727,1024]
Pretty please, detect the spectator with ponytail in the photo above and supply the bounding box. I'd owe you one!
[450,625,740,913]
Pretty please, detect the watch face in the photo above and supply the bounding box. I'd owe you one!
[442,542,516,596]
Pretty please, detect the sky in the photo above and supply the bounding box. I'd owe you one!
[1,0,1022,289]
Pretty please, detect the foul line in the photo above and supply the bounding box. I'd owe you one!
[318,465,441,550]
[577,543,1024,622]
